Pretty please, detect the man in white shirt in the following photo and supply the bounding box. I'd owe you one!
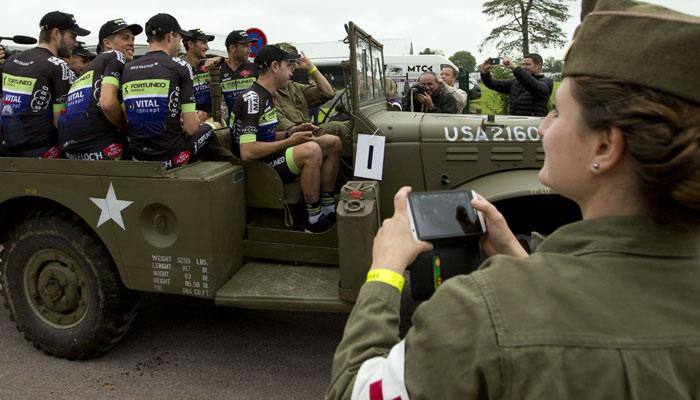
[440,65,467,113]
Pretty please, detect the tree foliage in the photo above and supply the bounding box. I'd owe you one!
[449,51,477,73]
[489,66,513,114]
[419,48,437,55]
[542,56,563,73]
[480,0,571,57]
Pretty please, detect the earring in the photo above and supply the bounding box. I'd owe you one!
[592,163,600,170]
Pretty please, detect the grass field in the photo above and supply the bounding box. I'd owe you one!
[469,81,561,115]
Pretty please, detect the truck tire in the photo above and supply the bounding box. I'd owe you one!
[0,210,138,359]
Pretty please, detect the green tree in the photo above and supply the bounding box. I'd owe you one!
[480,0,572,57]
[449,51,477,73]
[419,48,436,55]
[488,66,513,114]
[542,56,563,73]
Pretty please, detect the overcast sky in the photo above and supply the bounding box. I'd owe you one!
[2,0,698,61]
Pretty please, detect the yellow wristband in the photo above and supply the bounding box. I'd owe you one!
[308,65,318,76]
[366,269,405,293]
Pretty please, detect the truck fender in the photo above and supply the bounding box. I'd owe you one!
[456,169,554,201]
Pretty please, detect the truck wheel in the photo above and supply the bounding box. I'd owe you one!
[0,211,138,359]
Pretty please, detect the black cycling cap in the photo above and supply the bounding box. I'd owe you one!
[186,28,215,43]
[144,13,192,38]
[224,30,255,48]
[97,18,143,53]
[254,45,300,69]
[73,42,96,59]
[40,11,90,36]
[99,18,143,42]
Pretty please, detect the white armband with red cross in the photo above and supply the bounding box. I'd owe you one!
[351,340,410,400]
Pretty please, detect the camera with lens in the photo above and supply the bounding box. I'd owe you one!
[406,189,486,300]
[407,83,429,111]
[411,83,427,95]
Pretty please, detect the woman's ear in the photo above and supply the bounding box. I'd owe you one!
[591,126,626,173]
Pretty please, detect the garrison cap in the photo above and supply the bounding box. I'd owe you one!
[562,0,700,105]
[275,42,299,57]
[580,0,598,21]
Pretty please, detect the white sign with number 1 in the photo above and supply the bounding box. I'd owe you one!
[354,134,386,181]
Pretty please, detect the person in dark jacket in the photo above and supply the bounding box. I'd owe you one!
[402,71,457,114]
[480,53,553,116]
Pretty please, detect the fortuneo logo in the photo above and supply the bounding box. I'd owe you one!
[2,74,36,93]
[123,79,169,97]
[69,71,94,91]
[6,77,33,86]
[131,82,167,89]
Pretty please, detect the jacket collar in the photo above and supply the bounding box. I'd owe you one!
[537,216,699,259]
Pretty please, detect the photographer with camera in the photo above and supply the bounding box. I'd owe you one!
[401,71,458,114]
[481,53,552,116]
[327,0,699,398]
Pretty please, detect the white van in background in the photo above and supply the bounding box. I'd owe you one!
[384,54,461,96]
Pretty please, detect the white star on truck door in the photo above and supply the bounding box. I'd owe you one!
[89,183,133,230]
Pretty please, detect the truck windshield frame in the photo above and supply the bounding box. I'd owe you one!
[348,22,386,112]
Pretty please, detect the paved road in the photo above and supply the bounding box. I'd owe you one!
[0,293,351,400]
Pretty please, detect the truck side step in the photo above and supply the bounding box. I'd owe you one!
[215,262,354,312]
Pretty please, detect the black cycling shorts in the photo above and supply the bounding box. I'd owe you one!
[132,124,214,169]
[63,142,125,161]
[5,145,60,159]
[262,146,301,184]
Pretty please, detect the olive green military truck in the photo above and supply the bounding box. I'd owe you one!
[0,22,579,359]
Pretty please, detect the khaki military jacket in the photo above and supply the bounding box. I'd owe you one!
[274,82,333,132]
[327,216,700,400]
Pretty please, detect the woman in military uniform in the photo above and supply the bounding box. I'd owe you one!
[327,0,700,399]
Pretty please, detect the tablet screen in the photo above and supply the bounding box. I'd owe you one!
[408,190,483,240]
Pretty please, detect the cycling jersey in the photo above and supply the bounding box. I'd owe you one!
[121,50,196,160]
[232,81,278,148]
[221,61,257,123]
[233,82,299,183]
[191,59,211,112]
[1,47,73,151]
[58,50,127,155]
